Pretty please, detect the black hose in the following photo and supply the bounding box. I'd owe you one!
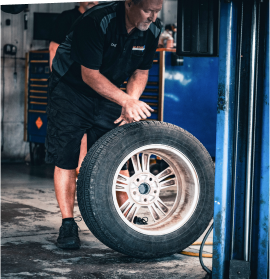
[199,223,213,275]
[1,54,5,151]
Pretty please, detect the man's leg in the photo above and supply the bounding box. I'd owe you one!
[54,167,77,218]
[54,166,81,249]
[76,133,87,178]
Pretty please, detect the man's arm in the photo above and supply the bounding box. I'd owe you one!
[126,69,149,100]
[49,41,60,71]
[81,66,153,125]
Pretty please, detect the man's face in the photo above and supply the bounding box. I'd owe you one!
[80,2,99,12]
[126,0,163,31]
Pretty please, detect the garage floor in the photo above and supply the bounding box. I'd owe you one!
[1,163,213,279]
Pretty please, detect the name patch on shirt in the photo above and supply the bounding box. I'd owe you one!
[132,45,145,51]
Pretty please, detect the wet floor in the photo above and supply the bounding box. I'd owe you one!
[1,163,212,279]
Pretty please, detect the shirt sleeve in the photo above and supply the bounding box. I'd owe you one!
[70,16,105,70]
[50,12,73,44]
[138,30,161,70]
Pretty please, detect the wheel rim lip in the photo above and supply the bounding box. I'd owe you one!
[112,144,200,236]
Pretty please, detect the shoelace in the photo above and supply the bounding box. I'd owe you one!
[74,215,82,232]
[74,216,82,223]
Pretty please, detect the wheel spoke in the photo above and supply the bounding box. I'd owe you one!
[126,204,140,223]
[141,153,150,172]
[160,177,177,189]
[117,173,130,183]
[155,198,169,214]
[148,204,161,222]
[156,167,174,182]
[115,182,128,192]
[131,154,142,173]
[116,173,130,192]
[119,199,134,215]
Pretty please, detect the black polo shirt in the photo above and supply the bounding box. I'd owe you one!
[52,1,161,98]
[50,7,82,45]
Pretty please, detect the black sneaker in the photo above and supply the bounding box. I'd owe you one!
[133,216,148,225]
[56,219,81,249]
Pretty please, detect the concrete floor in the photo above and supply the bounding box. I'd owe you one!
[1,163,213,279]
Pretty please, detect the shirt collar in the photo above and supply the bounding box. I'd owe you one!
[116,1,144,38]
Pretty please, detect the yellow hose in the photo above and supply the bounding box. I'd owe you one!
[191,241,213,245]
[180,251,212,258]
[179,241,213,258]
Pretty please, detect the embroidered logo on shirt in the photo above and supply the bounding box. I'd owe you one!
[132,45,145,51]
[111,43,117,47]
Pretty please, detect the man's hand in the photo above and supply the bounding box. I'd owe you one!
[81,67,152,126]
[114,98,154,126]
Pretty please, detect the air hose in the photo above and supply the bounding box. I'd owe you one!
[199,223,213,275]
[179,222,213,276]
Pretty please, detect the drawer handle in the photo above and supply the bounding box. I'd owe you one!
[30,90,47,93]
[140,95,158,99]
[30,101,48,105]
[30,78,48,81]
[145,102,158,106]
[30,84,48,88]
[29,110,46,114]
[30,60,49,63]
[29,96,47,99]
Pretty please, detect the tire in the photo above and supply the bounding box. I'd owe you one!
[77,121,214,259]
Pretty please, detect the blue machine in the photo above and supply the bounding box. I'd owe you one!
[163,54,219,157]
[212,1,269,278]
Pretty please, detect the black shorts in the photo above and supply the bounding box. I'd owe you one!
[45,72,122,170]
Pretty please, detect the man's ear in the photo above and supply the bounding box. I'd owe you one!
[125,0,133,9]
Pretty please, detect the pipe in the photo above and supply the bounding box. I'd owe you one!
[230,0,244,260]
[244,0,257,262]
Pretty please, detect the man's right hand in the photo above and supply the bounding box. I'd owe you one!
[114,98,154,126]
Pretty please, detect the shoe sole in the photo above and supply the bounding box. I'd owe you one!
[56,243,81,250]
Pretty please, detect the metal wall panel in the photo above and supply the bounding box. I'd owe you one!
[161,0,178,26]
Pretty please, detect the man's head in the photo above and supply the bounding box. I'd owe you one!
[125,0,163,31]
[79,2,99,13]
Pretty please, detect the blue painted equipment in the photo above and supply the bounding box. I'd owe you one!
[213,0,269,278]
[24,51,50,144]
[163,54,219,157]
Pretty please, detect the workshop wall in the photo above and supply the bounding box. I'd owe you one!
[160,0,177,26]
[1,3,75,161]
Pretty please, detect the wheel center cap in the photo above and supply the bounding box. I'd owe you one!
[138,183,151,195]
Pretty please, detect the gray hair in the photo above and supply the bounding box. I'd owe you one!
[132,0,143,5]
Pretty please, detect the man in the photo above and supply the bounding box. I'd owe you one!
[46,0,163,250]
[49,2,99,70]
[49,1,99,179]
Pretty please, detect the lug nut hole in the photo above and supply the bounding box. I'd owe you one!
[149,178,152,181]
[136,178,139,182]
[144,199,147,202]
[154,190,157,193]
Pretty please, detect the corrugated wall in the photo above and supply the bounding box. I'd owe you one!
[1,3,76,161]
